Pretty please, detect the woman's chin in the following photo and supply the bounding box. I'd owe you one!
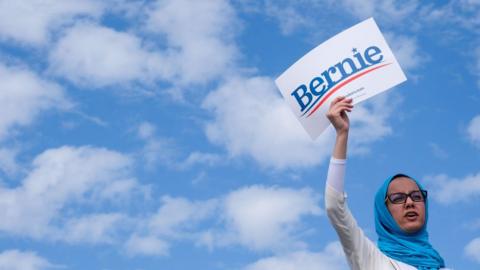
[401,222,423,234]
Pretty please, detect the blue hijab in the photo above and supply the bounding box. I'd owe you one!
[374,174,445,269]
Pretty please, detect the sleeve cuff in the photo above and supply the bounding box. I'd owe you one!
[330,157,346,164]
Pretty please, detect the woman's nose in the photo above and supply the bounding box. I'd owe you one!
[404,196,415,208]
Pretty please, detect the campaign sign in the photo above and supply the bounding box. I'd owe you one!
[275,18,407,139]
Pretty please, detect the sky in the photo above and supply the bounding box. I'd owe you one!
[0,0,479,269]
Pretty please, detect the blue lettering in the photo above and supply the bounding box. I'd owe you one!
[289,45,385,114]
[309,77,326,95]
[291,84,312,112]
[364,46,383,64]
[321,67,337,88]
[352,49,368,69]
[334,58,359,79]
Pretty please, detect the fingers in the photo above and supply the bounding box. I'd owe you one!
[331,96,346,106]
[330,104,353,116]
[330,97,353,113]
[330,96,353,109]
[327,97,353,120]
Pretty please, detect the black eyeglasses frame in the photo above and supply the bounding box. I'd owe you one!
[384,190,428,204]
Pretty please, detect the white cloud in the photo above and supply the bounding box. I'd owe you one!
[465,237,480,263]
[383,33,425,73]
[125,196,217,256]
[97,178,143,201]
[203,76,334,169]
[145,0,239,85]
[467,115,480,147]
[0,0,102,45]
[126,185,322,256]
[136,122,178,169]
[148,196,217,237]
[220,185,321,252]
[0,146,136,240]
[136,121,221,170]
[61,213,126,244]
[262,0,419,36]
[243,241,348,270]
[203,76,396,169]
[49,23,168,88]
[0,250,55,270]
[179,152,223,169]
[347,92,398,154]
[0,63,70,141]
[263,1,311,35]
[0,147,20,176]
[424,172,480,204]
[49,0,241,91]
[125,235,170,257]
[334,0,419,24]
[419,1,480,33]
[138,122,157,140]
[260,2,426,80]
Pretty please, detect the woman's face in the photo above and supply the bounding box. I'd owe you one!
[386,177,426,233]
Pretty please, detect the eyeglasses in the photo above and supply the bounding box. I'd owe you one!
[385,190,428,204]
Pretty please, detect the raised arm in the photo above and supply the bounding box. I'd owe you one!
[324,97,389,270]
[325,97,352,193]
[326,96,352,159]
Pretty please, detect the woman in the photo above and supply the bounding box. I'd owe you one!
[325,96,446,270]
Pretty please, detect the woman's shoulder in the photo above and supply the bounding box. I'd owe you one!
[391,259,416,270]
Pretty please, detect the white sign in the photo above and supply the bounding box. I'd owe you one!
[275,18,407,139]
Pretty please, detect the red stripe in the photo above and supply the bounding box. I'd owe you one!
[306,62,392,118]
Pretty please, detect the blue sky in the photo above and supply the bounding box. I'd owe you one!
[0,0,479,269]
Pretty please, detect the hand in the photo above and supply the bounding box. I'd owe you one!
[326,96,353,135]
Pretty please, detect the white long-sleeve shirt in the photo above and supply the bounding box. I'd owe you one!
[325,158,445,270]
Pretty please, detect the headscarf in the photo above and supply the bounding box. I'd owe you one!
[374,174,445,269]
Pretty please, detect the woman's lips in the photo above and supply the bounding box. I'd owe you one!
[405,211,418,221]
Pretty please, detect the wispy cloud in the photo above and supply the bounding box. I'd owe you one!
[60,213,127,244]
[145,0,240,86]
[125,234,170,257]
[136,122,178,170]
[465,237,480,263]
[428,142,449,159]
[0,147,20,176]
[219,185,322,252]
[419,0,480,34]
[467,115,480,148]
[49,23,165,88]
[424,172,480,204]
[0,0,103,45]
[0,249,57,270]
[333,0,419,24]
[136,121,223,170]
[124,195,218,256]
[383,32,427,75]
[38,0,240,95]
[263,0,312,35]
[243,241,348,270]
[0,62,70,141]
[125,185,321,256]
[0,146,138,241]
[260,0,420,36]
